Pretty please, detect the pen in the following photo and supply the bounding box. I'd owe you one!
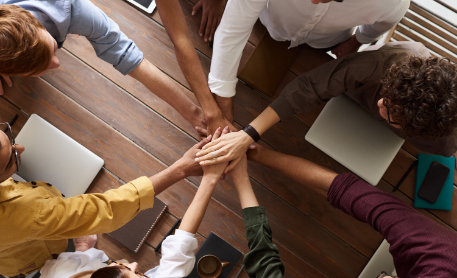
[393,159,418,192]
[154,218,181,252]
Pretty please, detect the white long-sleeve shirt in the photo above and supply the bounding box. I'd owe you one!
[40,230,198,278]
[208,0,410,97]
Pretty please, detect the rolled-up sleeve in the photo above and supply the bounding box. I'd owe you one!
[68,0,143,75]
[154,229,198,277]
[208,0,268,97]
[242,206,284,278]
[33,176,154,240]
[355,0,409,44]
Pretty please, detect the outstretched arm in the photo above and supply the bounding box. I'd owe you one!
[179,127,230,233]
[229,156,284,278]
[247,144,337,197]
[156,0,234,136]
[33,138,209,240]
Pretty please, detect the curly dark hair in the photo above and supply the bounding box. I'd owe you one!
[381,56,457,140]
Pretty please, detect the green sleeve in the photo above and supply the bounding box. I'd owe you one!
[242,207,285,278]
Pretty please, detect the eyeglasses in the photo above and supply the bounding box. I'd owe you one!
[386,108,400,126]
[0,122,19,174]
[107,260,150,278]
[377,271,398,278]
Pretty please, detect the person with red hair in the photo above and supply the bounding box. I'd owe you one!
[0,0,214,139]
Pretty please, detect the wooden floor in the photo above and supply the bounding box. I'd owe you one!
[2,0,457,277]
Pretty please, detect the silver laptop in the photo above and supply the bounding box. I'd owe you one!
[15,114,104,197]
[358,240,396,278]
[305,94,404,185]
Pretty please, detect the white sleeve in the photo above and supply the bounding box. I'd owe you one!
[153,229,198,278]
[355,0,410,44]
[208,0,268,97]
[40,248,108,278]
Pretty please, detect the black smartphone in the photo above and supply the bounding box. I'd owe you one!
[417,161,450,204]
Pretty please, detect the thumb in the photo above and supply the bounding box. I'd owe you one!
[224,156,242,174]
[192,0,203,15]
[195,135,211,149]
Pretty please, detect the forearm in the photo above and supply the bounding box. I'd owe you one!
[232,175,259,209]
[129,59,199,120]
[179,175,218,234]
[250,146,336,197]
[215,95,234,123]
[157,0,222,118]
[249,107,280,136]
[149,164,187,195]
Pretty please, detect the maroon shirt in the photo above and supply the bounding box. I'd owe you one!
[328,173,457,278]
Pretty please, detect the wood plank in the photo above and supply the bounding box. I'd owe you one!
[3,76,326,277]
[63,34,200,139]
[59,0,383,266]
[43,50,364,277]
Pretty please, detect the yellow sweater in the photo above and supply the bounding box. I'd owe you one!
[0,176,154,277]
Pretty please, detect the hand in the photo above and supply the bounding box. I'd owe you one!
[73,235,97,252]
[0,75,12,95]
[207,113,236,136]
[227,153,248,181]
[174,136,212,178]
[196,130,254,173]
[190,107,208,140]
[331,34,362,59]
[192,0,226,42]
[202,126,230,180]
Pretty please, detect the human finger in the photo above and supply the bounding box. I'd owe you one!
[200,137,223,151]
[211,127,222,141]
[199,154,230,165]
[224,156,242,174]
[192,0,203,16]
[195,126,207,139]
[209,16,218,41]
[248,143,256,149]
[220,126,229,136]
[196,147,227,162]
[204,16,213,42]
[194,135,212,149]
[197,140,225,157]
[3,76,12,87]
[199,11,208,37]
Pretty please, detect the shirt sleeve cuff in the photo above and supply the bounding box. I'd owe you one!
[269,96,294,120]
[242,206,268,228]
[129,176,155,211]
[175,229,196,238]
[208,73,238,98]
[355,29,379,44]
[114,44,144,75]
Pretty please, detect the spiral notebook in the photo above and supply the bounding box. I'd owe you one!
[108,197,167,252]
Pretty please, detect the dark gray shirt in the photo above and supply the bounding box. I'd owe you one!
[270,42,457,157]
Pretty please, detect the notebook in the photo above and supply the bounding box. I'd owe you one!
[305,94,405,185]
[15,114,104,197]
[186,232,243,278]
[108,197,167,252]
[414,153,455,211]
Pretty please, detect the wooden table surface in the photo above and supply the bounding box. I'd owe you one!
[1,0,456,277]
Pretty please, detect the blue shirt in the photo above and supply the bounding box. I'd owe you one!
[1,0,143,75]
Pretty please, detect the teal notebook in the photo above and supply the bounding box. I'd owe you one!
[414,154,455,211]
